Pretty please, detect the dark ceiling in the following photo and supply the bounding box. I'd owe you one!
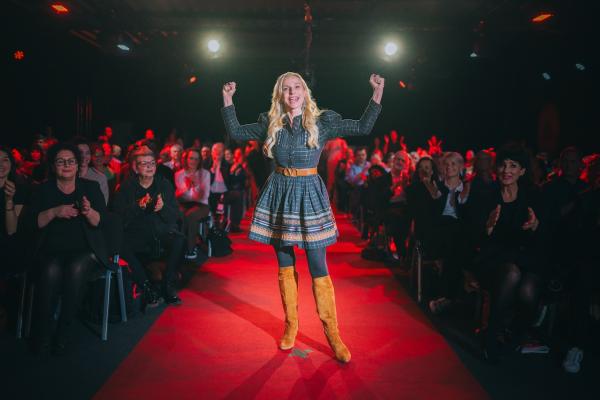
[4,1,598,152]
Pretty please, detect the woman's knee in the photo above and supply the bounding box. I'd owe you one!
[274,245,296,268]
[499,262,522,286]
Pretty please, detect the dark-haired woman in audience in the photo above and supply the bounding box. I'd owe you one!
[175,148,210,260]
[472,144,545,363]
[1,146,26,275]
[30,142,107,354]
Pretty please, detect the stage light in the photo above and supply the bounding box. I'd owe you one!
[542,72,551,80]
[189,76,197,84]
[398,81,406,89]
[51,4,69,14]
[470,52,478,58]
[575,63,585,71]
[14,50,25,61]
[207,39,221,53]
[117,43,130,51]
[532,13,553,23]
[384,42,398,56]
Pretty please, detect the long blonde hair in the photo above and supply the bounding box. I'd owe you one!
[263,72,322,158]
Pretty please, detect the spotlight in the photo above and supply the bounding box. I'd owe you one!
[469,52,478,58]
[117,43,130,51]
[384,42,398,56]
[51,3,70,14]
[398,81,406,89]
[189,76,197,84]
[575,63,586,71]
[542,72,551,80]
[14,50,25,61]
[207,39,221,53]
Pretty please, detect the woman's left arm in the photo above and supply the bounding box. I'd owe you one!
[81,181,106,227]
[323,74,384,139]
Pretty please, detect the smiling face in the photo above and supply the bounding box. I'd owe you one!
[185,150,201,171]
[224,149,233,163]
[281,76,306,114]
[134,154,157,179]
[0,150,11,180]
[497,158,525,186]
[77,144,91,169]
[443,155,463,179]
[418,159,434,180]
[54,150,78,181]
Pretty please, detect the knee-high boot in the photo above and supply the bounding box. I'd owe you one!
[278,267,299,350]
[312,275,351,362]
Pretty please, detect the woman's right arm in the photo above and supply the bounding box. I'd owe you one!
[221,81,268,141]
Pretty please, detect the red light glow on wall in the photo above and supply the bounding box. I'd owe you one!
[532,13,553,23]
[51,4,70,14]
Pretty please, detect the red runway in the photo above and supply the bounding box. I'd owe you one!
[95,214,488,399]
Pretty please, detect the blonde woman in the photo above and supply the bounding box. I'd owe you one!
[221,72,384,362]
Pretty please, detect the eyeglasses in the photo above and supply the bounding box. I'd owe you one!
[137,161,156,168]
[55,158,78,167]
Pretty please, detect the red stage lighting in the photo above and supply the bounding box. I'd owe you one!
[14,50,25,60]
[51,4,70,14]
[189,76,197,84]
[532,13,553,23]
[398,81,406,89]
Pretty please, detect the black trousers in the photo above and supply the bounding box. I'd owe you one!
[120,229,185,285]
[36,252,98,340]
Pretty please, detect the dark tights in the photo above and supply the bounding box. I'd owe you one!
[274,246,329,278]
[484,262,542,348]
[36,252,97,341]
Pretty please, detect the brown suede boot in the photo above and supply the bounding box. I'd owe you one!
[278,267,299,350]
[312,275,351,362]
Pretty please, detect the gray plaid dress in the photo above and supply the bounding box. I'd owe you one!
[221,99,382,249]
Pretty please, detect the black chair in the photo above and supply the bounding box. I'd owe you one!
[99,212,128,341]
[16,212,128,341]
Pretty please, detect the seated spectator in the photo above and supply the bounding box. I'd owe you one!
[71,137,109,205]
[423,152,471,314]
[90,142,116,195]
[174,148,210,260]
[201,145,212,170]
[112,147,184,307]
[208,142,232,219]
[164,144,183,171]
[28,142,107,354]
[346,146,370,225]
[386,150,412,260]
[227,147,247,232]
[470,144,545,363]
[1,146,26,274]
[562,153,600,373]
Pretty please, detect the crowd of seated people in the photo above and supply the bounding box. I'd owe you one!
[327,131,599,373]
[1,127,598,376]
[0,128,266,355]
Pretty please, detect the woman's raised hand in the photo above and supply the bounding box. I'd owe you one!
[222,82,237,106]
[486,205,502,235]
[369,74,384,104]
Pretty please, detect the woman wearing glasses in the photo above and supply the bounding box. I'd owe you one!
[221,72,384,362]
[29,142,108,354]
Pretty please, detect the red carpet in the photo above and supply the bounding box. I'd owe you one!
[95,213,489,399]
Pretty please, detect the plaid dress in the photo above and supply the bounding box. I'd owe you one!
[221,100,382,249]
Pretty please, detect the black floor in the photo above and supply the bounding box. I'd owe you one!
[1,262,599,399]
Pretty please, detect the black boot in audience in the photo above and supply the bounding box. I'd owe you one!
[163,281,182,305]
[142,280,160,309]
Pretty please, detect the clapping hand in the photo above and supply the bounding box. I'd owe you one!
[522,207,539,231]
[486,205,501,235]
[55,204,79,219]
[154,194,164,212]
[4,179,16,202]
[80,196,92,216]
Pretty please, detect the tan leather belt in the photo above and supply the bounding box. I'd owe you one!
[275,166,318,177]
